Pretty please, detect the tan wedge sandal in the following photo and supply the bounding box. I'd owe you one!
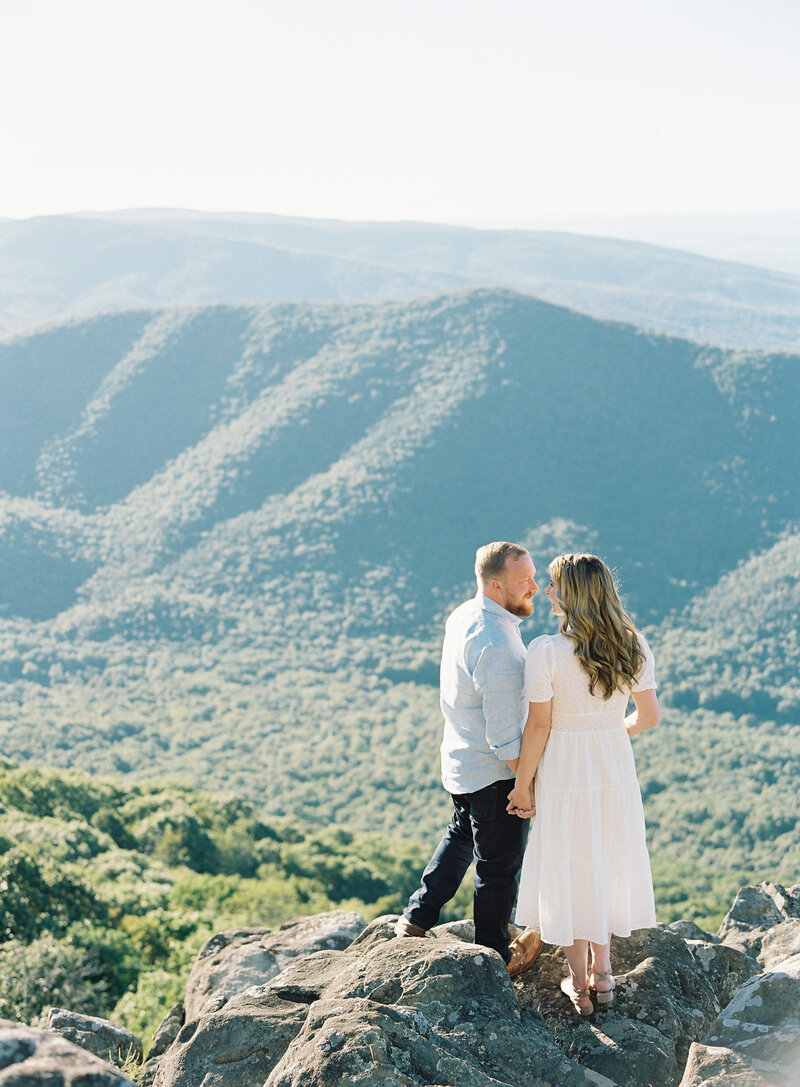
[590,969,616,1006]
[560,973,594,1016]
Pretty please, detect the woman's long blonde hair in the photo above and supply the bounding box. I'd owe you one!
[550,553,645,700]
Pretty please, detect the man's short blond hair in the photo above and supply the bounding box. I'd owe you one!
[475,541,529,587]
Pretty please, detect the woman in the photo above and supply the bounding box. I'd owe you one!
[507,553,659,1015]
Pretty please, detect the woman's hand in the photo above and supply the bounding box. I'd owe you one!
[506,783,535,818]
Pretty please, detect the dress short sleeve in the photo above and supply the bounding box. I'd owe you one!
[524,635,554,702]
[632,633,657,691]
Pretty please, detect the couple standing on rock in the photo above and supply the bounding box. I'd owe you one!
[395,542,660,1016]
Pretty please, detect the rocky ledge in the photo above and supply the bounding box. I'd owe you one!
[1,885,798,1086]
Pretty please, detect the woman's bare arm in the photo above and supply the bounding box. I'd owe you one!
[626,688,659,736]
[506,699,552,816]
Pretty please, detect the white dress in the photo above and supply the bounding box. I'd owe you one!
[514,632,657,946]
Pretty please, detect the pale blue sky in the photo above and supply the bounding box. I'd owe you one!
[1,0,798,222]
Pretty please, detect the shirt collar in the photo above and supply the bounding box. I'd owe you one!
[476,591,524,627]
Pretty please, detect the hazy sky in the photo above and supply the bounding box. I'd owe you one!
[2,0,798,222]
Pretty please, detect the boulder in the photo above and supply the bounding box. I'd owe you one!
[265,922,608,1087]
[679,1042,773,1086]
[685,939,760,1008]
[757,919,800,972]
[138,1003,185,1087]
[45,1008,143,1068]
[146,1003,185,1062]
[432,918,477,941]
[693,951,800,1086]
[0,1018,135,1085]
[152,990,309,1087]
[266,994,608,1087]
[156,918,606,1087]
[668,921,718,943]
[150,888,800,1087]
[513,926,721,1087]
[184,910,366,1019]
[717,883,800,959]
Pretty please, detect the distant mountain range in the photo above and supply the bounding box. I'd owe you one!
[2,210,799,352]
[484,210,800,278]
[0,288,797,901]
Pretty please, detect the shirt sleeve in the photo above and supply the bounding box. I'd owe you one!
[524,636,554,702]
[471,645,524,760]
[632,633,658,691]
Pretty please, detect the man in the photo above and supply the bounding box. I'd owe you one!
[395,541,543,977]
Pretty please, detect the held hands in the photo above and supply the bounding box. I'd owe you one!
[506,782,535,819]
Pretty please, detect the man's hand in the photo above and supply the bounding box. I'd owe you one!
[506,783,535,819]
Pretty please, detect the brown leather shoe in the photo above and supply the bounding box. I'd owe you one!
[507,929,543,977]
[394,917,428,937]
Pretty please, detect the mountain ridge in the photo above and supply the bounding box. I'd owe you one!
[2,212,799,351]
[3,287,796,621]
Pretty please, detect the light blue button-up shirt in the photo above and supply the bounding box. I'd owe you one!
[439,592,527,795]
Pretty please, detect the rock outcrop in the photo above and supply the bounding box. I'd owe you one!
[673,879,800,1085]
[8,882,799,1086]
[156,918,604,1087]
[152,989,309,1087]
[686,937,759,1009]
[514,926,736,1087]
[0,1019,135,1085]
[717,882,800,960]
[183,910,367,1020]
[138,1003,185,1087]
[45,1008,143,1068]
[679,951,800,1087]
[150,884,800,1087]
[758,919,800,971]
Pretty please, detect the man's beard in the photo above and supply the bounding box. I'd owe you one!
[506,596,534,618]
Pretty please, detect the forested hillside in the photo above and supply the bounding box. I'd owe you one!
[2,211,799,351]
[0,287,797,926]
[0,758,436,1043]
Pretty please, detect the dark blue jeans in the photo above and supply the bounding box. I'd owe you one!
[403,778,528,963]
